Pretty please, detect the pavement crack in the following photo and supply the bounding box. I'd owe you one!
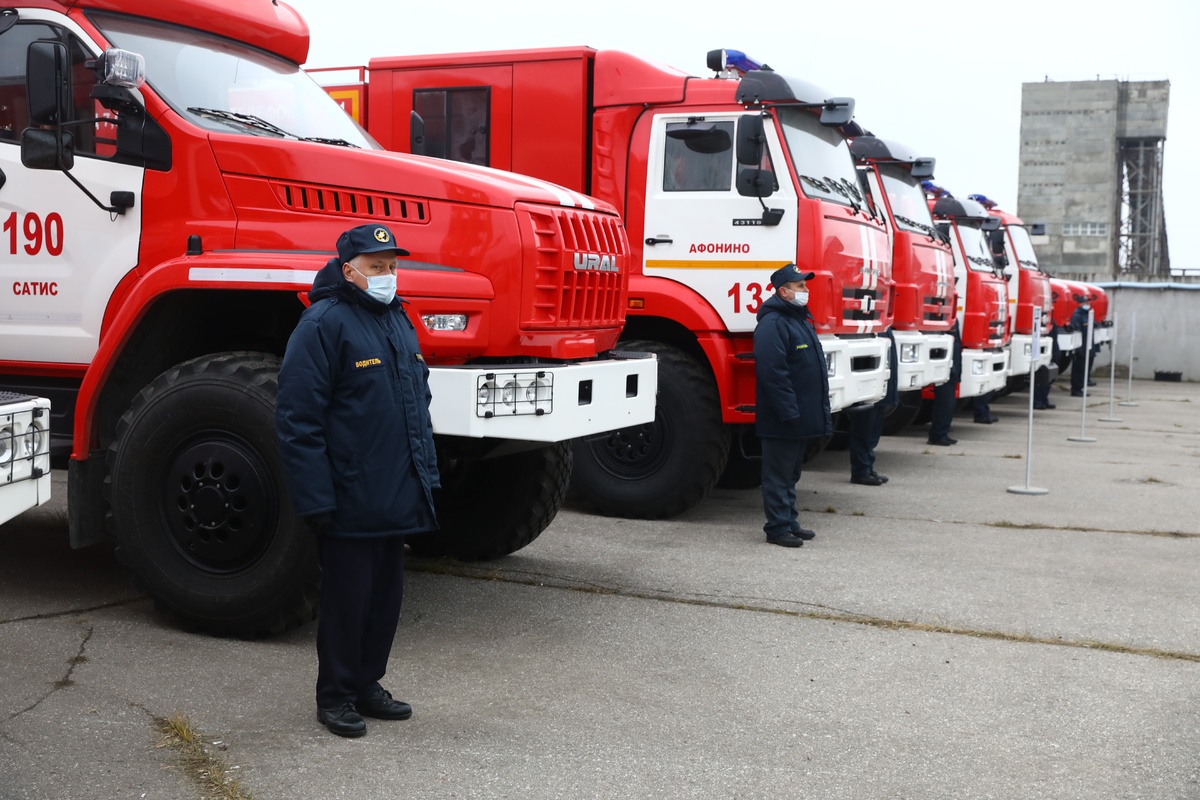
[0,597,144,626]
[5,622,93,723]
[412,559,1200,664]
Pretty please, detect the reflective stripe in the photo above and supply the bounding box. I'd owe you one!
[188,268,318,284]
[501,172,596,210]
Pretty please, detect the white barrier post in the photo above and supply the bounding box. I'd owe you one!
[1120,312,1139,407]
[1069,306,1097,443]
[1099,311,1122,423]
[1009,307,1048,495]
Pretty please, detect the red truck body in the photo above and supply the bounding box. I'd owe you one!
[848,135,955,393]
[967,201,1054,382]
[925,190,1011,398]
[1,0,657,634]
[316,46,893,516]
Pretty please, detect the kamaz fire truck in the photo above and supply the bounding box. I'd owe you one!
[0,1,655,635]
[924,185,1011,398]
[315,46,892,516]
[967,196,1054,386]
[848,134,954,430]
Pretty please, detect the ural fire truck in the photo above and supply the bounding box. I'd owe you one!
[0,1,656,635]
[968,196,1054,386]
[848,134,955,429]
[924,186,1011,398]
[316,46,892,516]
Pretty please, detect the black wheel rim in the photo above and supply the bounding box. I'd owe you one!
[162,432,278,573]
[581,408,673,481]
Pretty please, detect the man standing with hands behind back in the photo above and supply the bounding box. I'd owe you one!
[276,224,440,738]
[754,264,832,548]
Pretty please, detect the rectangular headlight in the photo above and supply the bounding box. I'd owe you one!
[900,343,919,363]
[422,313,468,331]
[1023,343,1033,357]
[972,361,986,376]
[826,354,836,378]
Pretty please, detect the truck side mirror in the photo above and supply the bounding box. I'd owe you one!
[1029,223,1046,236]
[735,114,765,166]
[409,110,426,156]
[911,157,935,180]
[27,40,72,126]
[20,127,74,170]
[735,168,775,199]
[818,98,854,128]
[981,217,1001,232]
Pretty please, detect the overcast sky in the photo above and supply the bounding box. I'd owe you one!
[288,0,1196,267]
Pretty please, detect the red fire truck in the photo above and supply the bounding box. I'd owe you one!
[848,134,955,428]
[924,186,1011,398]
[316,46,892,516]
[0,1,655,635]
[968,198,1054,386]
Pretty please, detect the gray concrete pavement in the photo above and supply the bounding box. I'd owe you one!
[2,380,1198,799]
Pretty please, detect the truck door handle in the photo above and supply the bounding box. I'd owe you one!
[645,236,673,246]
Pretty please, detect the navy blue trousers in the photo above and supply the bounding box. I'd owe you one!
[315,535,406,708]
[929,381,958,440]
[760,436,807,539]
[847,405,885,478]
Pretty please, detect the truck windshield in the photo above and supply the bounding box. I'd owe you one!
[90,13,377,148]
[879,165,937,235]
[1006,225,1041,270]
[775,107,861,209]
[958,225,999,273]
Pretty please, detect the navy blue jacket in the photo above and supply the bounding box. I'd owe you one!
[276,257,440,537]
[1070,305,1095,352]
[753,294,832,440]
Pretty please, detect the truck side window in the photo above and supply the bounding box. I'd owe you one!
[663,121,734,192]
[0,22,116,157]
[413,87,489,166]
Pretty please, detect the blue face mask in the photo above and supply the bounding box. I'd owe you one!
[353,267,397,304]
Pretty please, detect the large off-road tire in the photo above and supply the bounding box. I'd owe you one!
[570,340,729,519]
[410,442,572,560]
[106,353,318,638]
[881,391,924,436]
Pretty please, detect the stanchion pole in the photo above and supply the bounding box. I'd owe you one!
[1099,311,1122,423]
[1120,312,1138,407]
[1010,308,1048,495]
[1069,306,1097,443]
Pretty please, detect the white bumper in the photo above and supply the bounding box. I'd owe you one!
[958,348,1010,398]
[892,331,955,390]
[1057,330,1083,352]
[0,395,52,526]
[428,354,657,442]
[1007,333,1053,377]
[824,334,890,412]
[1093,324,1114,344]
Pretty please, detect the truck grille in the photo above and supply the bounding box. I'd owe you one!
[519,204,627,330]
[272,181,429,223]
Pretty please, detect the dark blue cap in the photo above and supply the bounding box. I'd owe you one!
[770,263,815,289]
[336,224,410,263]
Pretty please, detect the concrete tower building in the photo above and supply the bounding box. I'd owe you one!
[1017,79,1170,282]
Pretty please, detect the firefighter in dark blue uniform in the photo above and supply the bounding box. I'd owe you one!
[754,264,832,547]
[276,224,440,737]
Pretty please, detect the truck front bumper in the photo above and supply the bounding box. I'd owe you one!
[892,331,954,390]
[958,348,1010,398]
[1007,333,1053,377]
[824,335,890,412]
[427,353,657,442]
[0,394,51,526]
